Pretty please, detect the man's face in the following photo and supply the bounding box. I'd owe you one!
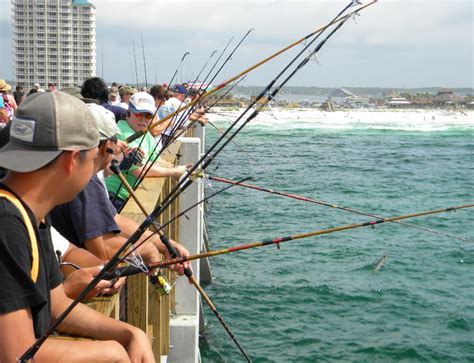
[127,110,153,132]
[65,147,99,202]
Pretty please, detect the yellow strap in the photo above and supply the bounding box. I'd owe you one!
[0,190,39,283]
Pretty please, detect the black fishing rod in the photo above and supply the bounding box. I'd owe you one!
[111,0,373,266]
[19,4,374,359]
[108,161,252,362]
[168,51,190,89]
[148,0,365,221]
[159,49,218,149]
[207,175,473,243]
[141,32,148,90]
[128,49,220,195]
[133,30,258,194]
[168,28,254,138]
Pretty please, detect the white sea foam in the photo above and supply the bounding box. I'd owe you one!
[208,108,474,132]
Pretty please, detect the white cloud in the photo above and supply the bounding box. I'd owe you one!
[1,0,472,86]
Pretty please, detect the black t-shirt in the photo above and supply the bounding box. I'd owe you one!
[50,174,120,248]
[0,185,63,338]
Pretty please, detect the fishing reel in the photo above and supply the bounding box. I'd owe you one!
[149,270,172,296]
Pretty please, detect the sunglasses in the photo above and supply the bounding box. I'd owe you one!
[132,111,154,119]
[108,135,118,144]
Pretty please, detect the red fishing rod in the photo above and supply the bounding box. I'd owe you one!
[104,203,474,277]
[205,175,473,243]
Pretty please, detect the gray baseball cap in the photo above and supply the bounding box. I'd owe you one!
[86,103,118,141]
[0,91,99,172]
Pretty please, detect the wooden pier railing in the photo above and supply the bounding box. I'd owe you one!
[87,123,210,362]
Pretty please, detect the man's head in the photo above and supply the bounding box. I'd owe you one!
[0,92,100,202]
[149,84,170,107]
[48,83,57,92]
[171,84,187,101]
[109,86,120,104]
[87,104,120,171]
[81,77,109,104]
[118,85,137,104]
[126,92,156,132]
[0,91,99,172]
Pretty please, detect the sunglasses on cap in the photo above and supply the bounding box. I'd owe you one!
[131,111,154,119]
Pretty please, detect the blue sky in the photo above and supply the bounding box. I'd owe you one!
[0,0,472,88]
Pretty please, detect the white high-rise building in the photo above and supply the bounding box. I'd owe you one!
[11,0,96,89]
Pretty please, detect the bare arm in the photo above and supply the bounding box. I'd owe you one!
[131,164,187,178]
[51,285,154,362]
[0,307,130,362]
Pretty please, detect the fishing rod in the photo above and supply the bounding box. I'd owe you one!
[132,30,254,193]
[168,51,190,89]
[20,5,373,359]
[139,33,251,175]
[206,175,473,243]
[133,40,139,89]
[111,50,208,206]
[108,161,252,362]
[107,0,376,278]
[124,1,375,144]
[103,203,474,276]
[120,1,372,257]
[141,32,148,90]
[128,49,220,195]
[159,49,218,149]
[163,29,254,142]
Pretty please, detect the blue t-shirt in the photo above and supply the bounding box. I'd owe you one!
[50,175,120,248]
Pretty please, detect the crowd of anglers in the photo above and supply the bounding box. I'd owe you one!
[0,76,210,362]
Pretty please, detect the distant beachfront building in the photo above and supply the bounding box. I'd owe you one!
[11,0,96,89]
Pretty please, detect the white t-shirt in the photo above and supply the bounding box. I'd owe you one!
[50,226,70,259]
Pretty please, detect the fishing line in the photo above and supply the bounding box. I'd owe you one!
[106,204,474,276]
[207,175,473,243]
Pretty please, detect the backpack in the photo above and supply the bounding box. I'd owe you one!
[0,189,39,282]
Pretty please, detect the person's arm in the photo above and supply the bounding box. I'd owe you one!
[115,214,191,274]
[132,164,187,178]
[84,230,161,264]
[51,285,155,362]
[0,307,130,362]
[61,243,104,272]
[62,265,125,299]
[149,117,172,137]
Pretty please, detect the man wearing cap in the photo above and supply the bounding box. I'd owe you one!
[50,103,189,270]
[0,92,154,361]
[106,92,188,210]
[118,85,137,110]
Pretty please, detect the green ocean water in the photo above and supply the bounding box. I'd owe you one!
[200,112,473,362]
